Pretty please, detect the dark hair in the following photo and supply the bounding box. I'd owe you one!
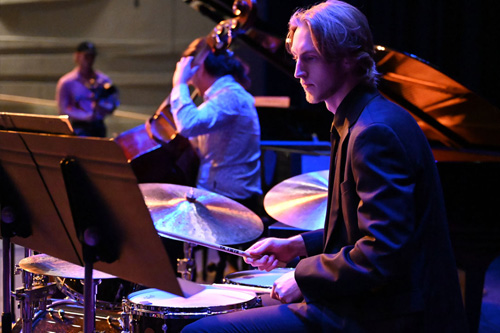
[286,1,379,87]
[76,41,97,54]
[204,51,251,90]
[182,37,251,89]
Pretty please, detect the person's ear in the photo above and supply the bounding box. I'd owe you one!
[342,56,356,71]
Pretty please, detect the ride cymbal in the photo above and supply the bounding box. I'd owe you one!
[140,183,263,245]
[264,170,328,231]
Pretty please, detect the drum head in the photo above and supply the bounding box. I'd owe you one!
[224,268,295,289]
[127,285,258,319]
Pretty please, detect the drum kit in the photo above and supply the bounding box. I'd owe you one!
[11,170,328,332]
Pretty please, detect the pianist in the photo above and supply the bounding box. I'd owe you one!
[182,1,466,332]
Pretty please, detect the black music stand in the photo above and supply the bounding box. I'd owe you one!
[1,122,197,332]
[0,113,76,332]
[0,112,74,135]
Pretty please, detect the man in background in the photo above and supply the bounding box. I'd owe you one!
[159,38,263,281]
[56,41,119,137]
[170,37,262,212]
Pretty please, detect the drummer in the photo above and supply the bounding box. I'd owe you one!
[164,37,263,281]
[182,1,466,332]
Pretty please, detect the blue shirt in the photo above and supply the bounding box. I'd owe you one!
[171,75,262,199]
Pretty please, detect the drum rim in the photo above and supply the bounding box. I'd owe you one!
[223,268,295,288]
[127,287,260,319]
[128,297,260,319]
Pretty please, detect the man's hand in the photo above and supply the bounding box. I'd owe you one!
[271,270,303,303]
[244,235,307,271]
[172,56,199,87]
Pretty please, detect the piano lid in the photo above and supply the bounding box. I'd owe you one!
[186,1,500,160]
[374,46,500,153]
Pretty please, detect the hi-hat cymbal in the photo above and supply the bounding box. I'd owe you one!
[139,183,264,245]
[264,170,328,231]
[19,254,115,279]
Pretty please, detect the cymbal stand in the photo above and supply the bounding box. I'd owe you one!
[2,235,13,333]
[14,247,59,333]
[83,261,97,333]
[1,204,22,333]
[177,242,196,281]
[120,298,132,333]
[17,248,32,333]
[14,269,58,333]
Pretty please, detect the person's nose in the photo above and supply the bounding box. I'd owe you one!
[294,60,306,79]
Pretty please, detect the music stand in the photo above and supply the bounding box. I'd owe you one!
[0,112,74,135]
[0,113,75,332]
[0,125,193,332]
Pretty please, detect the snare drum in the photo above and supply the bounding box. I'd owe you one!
[224,268,294,291]
[125,285,260,332]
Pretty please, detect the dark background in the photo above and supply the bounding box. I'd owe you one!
[253,0,500,109]
[223,0,500,142]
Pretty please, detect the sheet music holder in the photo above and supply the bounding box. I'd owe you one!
[0,112,74,135]
[0,112,76,332]
[0,130,183,290]
[1,126,196,332]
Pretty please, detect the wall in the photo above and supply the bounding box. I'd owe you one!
[0,0,216,136]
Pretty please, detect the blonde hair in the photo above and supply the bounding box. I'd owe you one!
[286,0,379,87]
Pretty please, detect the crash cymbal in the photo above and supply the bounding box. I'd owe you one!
[19,254,115,279]
[264,170,328,231]
[139,183,264,245]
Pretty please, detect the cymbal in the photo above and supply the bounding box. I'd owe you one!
[139,183,264,245]
[264,170,328,231]
[19,254,115,279]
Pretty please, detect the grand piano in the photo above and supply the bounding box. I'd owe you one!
[184,1,500,332]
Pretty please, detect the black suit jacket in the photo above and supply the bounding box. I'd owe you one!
[295,85,467,332]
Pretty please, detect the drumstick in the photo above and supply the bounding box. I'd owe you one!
[157,231,256,258]
[211,283,271,294]
[158,231,287,268]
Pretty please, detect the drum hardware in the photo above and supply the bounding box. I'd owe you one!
[120,298,132,333]
[55,277,133,311]
[177,242,196,281]
[11,299,123,333]
[15,254,120,332]
[13,266,59,333]
[19,254,122,311]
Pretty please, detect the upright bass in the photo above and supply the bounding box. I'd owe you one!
[114,0,256,186]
